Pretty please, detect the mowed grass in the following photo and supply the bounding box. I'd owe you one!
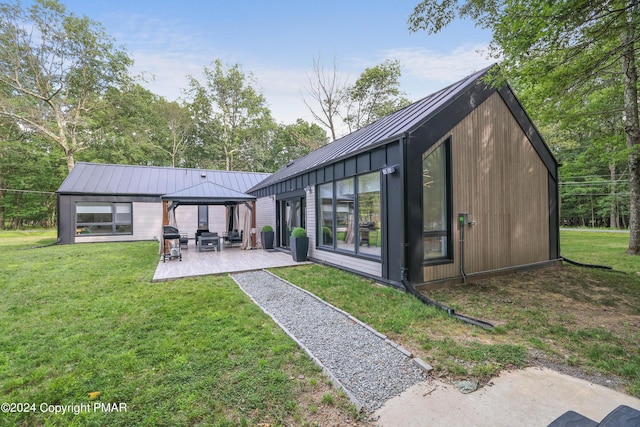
[0,231,340,426]
[560,229,639,273]
[2,228,638,426]
[275,230,640,397]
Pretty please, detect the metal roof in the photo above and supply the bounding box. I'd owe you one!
[249,65,495,192]
[57,162,270,196]
[161,181,256,204]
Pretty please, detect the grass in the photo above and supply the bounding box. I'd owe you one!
[273,265,529,381]
[274,229,640,397]
[2,228,638,425]
[0,231,355,426]
[560,229,638,273]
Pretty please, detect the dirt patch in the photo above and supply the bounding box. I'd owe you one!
[284,368,372,426]
[414,265,640,394]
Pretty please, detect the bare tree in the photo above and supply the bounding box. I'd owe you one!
[302,54,347,142]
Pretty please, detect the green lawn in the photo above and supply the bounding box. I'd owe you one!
[0,231,355,426]
[276,229,640,397]
[560,229,638,273]
[2,228,638,426]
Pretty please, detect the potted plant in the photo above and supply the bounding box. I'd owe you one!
[290,227,308,262]
[261,225,275,250]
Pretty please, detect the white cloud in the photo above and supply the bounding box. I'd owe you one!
[383,44,496,98]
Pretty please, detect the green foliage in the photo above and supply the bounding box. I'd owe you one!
[185,59,276,171]
[341,59,411,132]
[261,225,273,232]
[291,227,307,238]
[0,233,338,425]
[408,0,640,252]
[0,0,133,171]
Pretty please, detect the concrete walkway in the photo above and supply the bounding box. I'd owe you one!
[374,367,640,426]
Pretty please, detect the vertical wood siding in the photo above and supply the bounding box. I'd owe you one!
[424,93,550,282]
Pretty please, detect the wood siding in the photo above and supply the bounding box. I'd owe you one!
[423,92,550,282]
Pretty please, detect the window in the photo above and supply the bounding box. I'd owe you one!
[336,178,355,252]
[76,202,132,235]
[318,183,334,247]
[357,172,381,257]
[423,141,451,261]
[316,172,382,258]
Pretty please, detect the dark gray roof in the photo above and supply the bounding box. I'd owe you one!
[57,162,270,196]
[249,65,495,192]
[161,181,255,204]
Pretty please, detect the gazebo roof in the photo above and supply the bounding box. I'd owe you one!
[161,181,255,205]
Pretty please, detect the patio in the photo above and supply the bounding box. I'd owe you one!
[152,244,310,281]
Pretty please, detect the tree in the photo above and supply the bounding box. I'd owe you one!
[303,54,347,141]
[0,127,64,229]
[341,59,411,132]
[0,0,132,172]
[266,119,328,171]
[186,59,275,171]
[409,0,640,254]
[86,84,159,165]
[149,100,193,168]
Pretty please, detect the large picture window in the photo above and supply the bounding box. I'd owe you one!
[76,202,132,235]
[316,172,381,258]
[423,140,451,261]
[357,172,381,257]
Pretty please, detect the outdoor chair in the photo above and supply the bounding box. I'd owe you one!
[198,232,220,252]
[224,229,243,247]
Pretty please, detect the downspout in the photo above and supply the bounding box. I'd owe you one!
[399,133,493,330]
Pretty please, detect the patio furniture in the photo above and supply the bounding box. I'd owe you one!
[224,229,243,247]
[198,232,220,252]
[195,228,209,246]
[179,233,189,249]
[162,226,182,262]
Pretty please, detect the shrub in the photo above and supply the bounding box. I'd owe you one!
[291,227,307,238]
[261,225,273,232]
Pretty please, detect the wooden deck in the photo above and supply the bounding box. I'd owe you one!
[152,245,309,281]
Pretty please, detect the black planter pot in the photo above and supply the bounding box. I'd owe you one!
[290,236,309,262]
[261,231,274,250]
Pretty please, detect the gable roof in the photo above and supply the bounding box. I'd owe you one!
[57,162,270,196]
[249,65,496,192]
[161,181,255,204]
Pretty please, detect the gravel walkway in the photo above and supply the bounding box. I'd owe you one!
[232,270,426,412]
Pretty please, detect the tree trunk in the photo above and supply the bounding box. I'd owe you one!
[622,11,640,254]
[609,163,619,229]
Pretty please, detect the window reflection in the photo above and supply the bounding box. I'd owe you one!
[316,172,382,258]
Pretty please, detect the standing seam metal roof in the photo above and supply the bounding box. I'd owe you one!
[57,162,271,196]
[249,65,494,192]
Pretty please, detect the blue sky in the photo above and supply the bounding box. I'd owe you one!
[56,0,495,131]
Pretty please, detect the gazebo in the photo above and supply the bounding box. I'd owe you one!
[161,181,257,250]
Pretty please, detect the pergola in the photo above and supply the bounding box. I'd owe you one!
[161,181,257,249]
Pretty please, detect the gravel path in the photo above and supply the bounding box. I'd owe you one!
[232,270,426,412]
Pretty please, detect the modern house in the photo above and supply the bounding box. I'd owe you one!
[56,65,560,289]
[56,163,270,245]
[247,65,560,288]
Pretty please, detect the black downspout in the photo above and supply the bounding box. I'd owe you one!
[398,134,493,330]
